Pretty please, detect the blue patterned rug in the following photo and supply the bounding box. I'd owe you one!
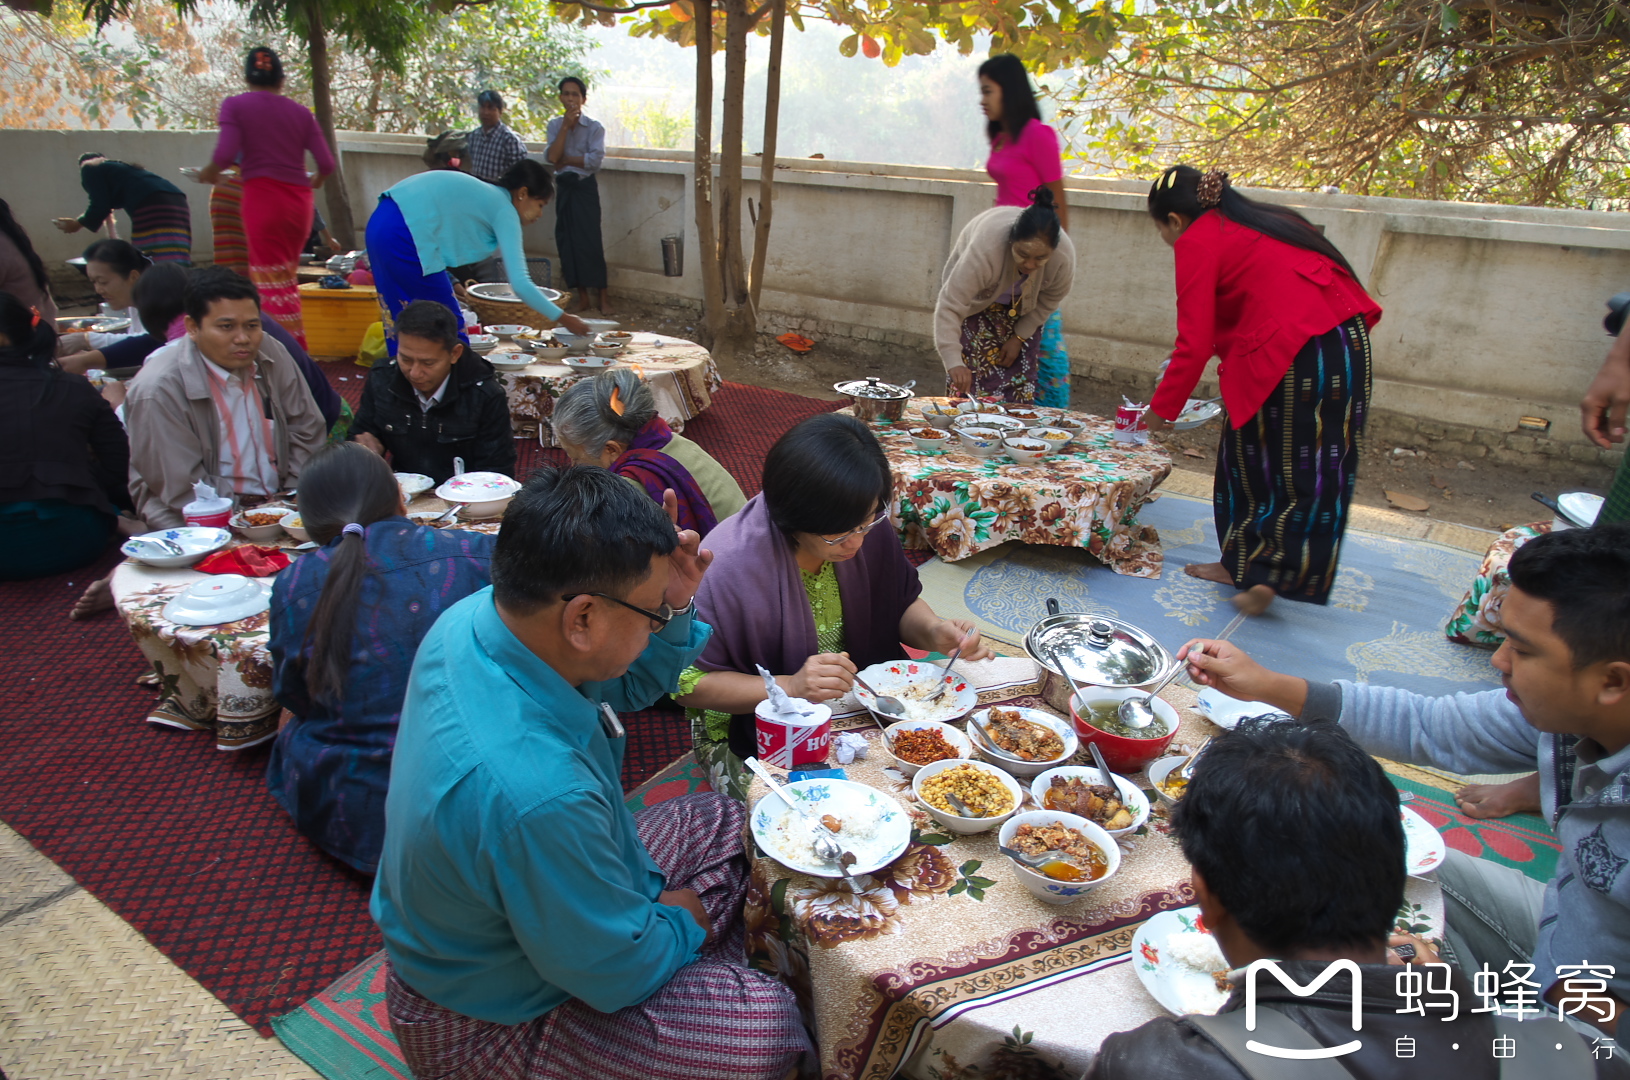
[917,490,1503,698]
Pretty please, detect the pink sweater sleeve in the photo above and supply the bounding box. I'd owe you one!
[304,108,337,175]
[212,97,244,170]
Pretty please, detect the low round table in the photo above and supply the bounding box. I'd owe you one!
[847,401,1173,576]
[487,333,722,445]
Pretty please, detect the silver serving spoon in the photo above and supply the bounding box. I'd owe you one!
[999,843,1068,871]
[1117,610,1248,731]
[944,792,978,818]
[1088,741,1118,789]
[851,673,909,721]
[925,643,965,704]
[966,712,1031,765]
[1180,736,1213,780]
[132,536,187,557]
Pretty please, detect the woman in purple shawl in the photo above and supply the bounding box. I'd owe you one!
[676,413,992,799]
[554,369,745,536]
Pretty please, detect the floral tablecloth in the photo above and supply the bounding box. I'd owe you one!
[111,503,501,751]
[745,658,1443,1080]
[845,402,1172,576]
[1444,521,1549,647]
[491,333,722,445]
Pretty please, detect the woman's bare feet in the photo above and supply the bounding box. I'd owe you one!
[1184,562,1234,584]
[1231,584,1276,615]
[1456,772,1542,819]
[69,573,115,620]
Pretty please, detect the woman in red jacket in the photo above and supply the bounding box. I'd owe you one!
[1146,166,1381,614]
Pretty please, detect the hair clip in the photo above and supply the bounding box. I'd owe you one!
[608,385,626,416]
[28,305,41,329]
[1160,168,1180,190]
[1197,168,1230,208]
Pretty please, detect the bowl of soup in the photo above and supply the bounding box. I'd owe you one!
[998,810,1120,904]
[1068,688,1179,773]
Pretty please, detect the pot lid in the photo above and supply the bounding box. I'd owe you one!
[1026,612,1172,688]
[833,376,913,401]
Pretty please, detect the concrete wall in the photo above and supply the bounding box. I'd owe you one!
[7,126,1629,453]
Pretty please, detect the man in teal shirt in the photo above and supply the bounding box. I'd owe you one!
[372,467,807,1080]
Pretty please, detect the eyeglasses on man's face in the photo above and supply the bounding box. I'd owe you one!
[562,592,676,630]
[819,508,890,546]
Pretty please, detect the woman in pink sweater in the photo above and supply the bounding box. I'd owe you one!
[198,47,334,349]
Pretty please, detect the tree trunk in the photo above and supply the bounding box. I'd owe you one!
[303,1,356,250]
[692,0,723,345]
[705,0,758,363]
[747,0,785,309]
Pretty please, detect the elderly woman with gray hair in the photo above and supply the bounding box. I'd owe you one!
[552,368,745,536]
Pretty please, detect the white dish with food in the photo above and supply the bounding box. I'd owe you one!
[1132,906,1234,1015]
[121,527,232,568]
[230,508,288,543]
[879,719,972,779]
[1147,755,1190,807]
[954,413,1026,434]
[484,324,531,340]
[853,660,977,724]
[956,425,1006,458]
[278,510,311,543]
[1173,397,1224,431]
[487,353,534,371]
[162,573,272,627]
[907,427,952,452]
[1030,766,1149,837]
[1027,426,1076,449]
[912,758,1024,835]
[999,810,1121,903]
[966,706,1077,779]
[1002,437,1051,464]
[395,472,435,500]
[564,355,618,374]
[917,404,957,430]
[1402,806,1447,877]
[407,510,459,529]
[1194,688,1287,731]
[750,777,910,877]
[527,343,571,362]
[588,341,627,358]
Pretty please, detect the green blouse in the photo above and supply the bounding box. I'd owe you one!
[680,561,845,746]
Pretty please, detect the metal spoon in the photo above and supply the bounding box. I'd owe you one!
[999,843,1069,871]
[925,643,965,704]
[1088,741,1117,789]
[430,502,461,525]
[966,712,1031,765]
[1179,736,1213,780]
[744,756,862,888]
[851,673,909,720]
[944,792,978,818]
[862,707,895,751]
[132,536,187,557]
[1117,610,1248,731]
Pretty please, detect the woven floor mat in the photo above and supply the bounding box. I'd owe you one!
[0,823,318,1079]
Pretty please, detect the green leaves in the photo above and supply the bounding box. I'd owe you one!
[947,858,997,900]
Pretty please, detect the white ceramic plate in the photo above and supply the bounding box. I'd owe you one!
[121,527,232,569]
[1558,491,1604,528]
[163,574,271,626]
[1194,688,1289,731]
[1174,398,1223,431]
[751,778,911,877]
[395,472,434,499]
[1402,806,1447,876]
[465,282,565,305]
[854,660,977,724]
[1132,906,1233,1016]
[564,356,617,373]
[436,472,521,504]
[485,324,531,339]
[488,354,534,371]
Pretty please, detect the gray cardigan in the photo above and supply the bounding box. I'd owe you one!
[1305,681,1630,1002]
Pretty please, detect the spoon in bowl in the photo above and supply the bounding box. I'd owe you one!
[966,713,1031,765]
[1117,610,1248,731]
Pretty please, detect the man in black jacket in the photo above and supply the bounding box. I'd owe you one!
[351,300,514,483]
[1089,716,1622,1080]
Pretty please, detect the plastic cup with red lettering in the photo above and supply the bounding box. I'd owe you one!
[1114,403,1149,445]
[754,700,833,769]
[182,480,234,529]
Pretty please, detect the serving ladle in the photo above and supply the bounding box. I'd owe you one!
[1116,610,1248,730]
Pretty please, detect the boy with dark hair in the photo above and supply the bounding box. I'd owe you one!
[350,299,514,483]
[1179,523,1630,1038]
[468,88,530,183]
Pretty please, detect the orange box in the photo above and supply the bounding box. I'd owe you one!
[297,282,382,358]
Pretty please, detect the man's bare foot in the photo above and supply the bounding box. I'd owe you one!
[1456,772,1541,819]
[1184,562,1234,584]
[1231,584,1276,616]
[70,574,114,620]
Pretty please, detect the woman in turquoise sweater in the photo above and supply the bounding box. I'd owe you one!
[367,159,589,352]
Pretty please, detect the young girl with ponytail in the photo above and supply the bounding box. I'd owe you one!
[1146,166,1382,613]
[267,442,495,873]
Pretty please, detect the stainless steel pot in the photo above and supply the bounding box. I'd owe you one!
[1024,598,1176,714]
[834,377,915,422]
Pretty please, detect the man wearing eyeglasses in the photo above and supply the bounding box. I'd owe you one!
[371,466,808,1080]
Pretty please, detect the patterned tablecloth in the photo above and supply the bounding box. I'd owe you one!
[1444,521,1549,647]
[745,656,1443,1080]
[110,500,501,751]
[490,333,722,445]
[845,402,1173,576]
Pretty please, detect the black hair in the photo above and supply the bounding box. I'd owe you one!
[293,443,403,704]
[183,266,260,323]
[0,198,49,293]
[1172,715,1405,955]
[495,159,554,202]
[133,263,189,338]
[1149,165,1359,279]
[0,290,59,369]
[244,46,284,87]
[559,76,588,99]
[1507,522,1630,668]
[1009,186,1061,249]
[761,413,893,544]
[82,238,150,278]
[477,89,504,108]
[978,54,1042,145]
[491,465,678,615]
[393,300,462,352]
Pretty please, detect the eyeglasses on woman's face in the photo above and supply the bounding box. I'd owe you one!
[818,507,890,547]
[562,592,676,631]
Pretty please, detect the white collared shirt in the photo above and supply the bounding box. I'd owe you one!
[415,373,452,413]
[201,356,279,495]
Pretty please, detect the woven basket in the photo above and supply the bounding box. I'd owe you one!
[454,280,559,331]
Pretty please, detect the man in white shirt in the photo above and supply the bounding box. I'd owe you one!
[545,76,612,316]
[125,268,325,528]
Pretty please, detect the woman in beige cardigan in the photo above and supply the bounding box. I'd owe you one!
[934,187,1075,402]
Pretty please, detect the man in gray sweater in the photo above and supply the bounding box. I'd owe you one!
[1178,523,1630,1035]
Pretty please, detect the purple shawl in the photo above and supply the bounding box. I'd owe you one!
[692,493,923,689]
[612,417,718,537]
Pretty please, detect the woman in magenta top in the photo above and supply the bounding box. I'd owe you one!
[980,54,1071,407]
[198,46,334,350]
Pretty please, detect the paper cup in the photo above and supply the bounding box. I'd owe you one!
[754,700,833,769]
[184,507,233,528]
